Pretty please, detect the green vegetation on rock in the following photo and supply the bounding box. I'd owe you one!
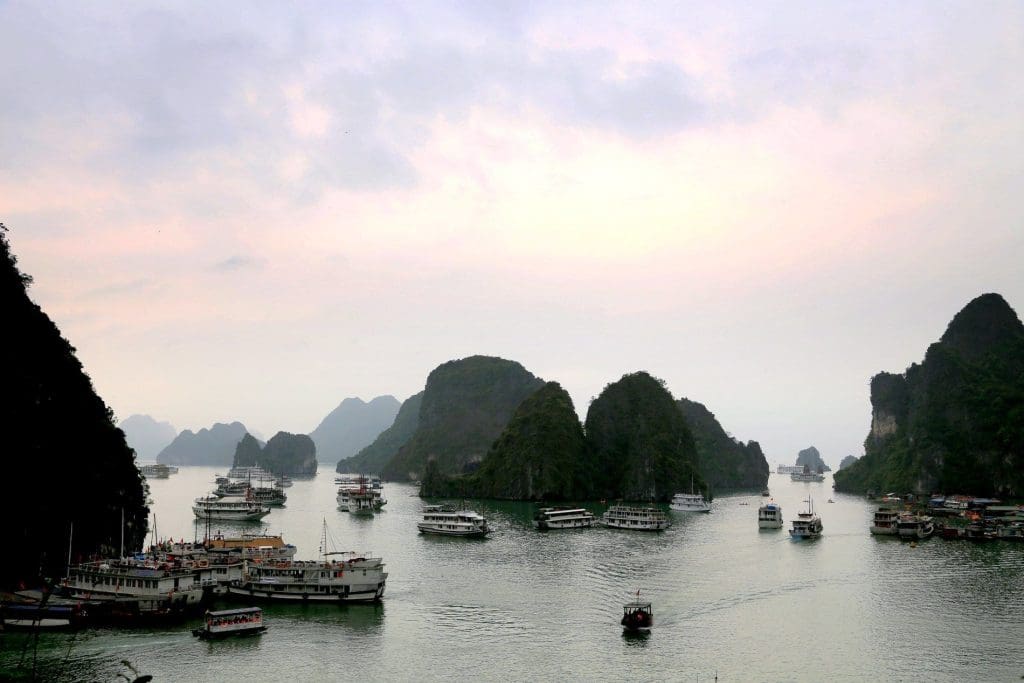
[422,382,589,500]
[835,293,1024,496]
[2,224,148,586]
[677,398,768,489]
[585,372,704,501]
[383,356,544,481]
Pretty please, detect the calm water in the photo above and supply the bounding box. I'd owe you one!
[3,467,1023,682]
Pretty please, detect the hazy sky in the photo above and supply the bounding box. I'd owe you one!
[3,2,1022,467]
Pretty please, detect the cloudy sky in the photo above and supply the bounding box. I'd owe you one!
[3,2,1022,466]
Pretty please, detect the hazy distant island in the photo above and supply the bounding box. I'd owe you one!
[156,421,253,466]
[2,225,148,586]
[119,414,177,461]
[337,392,423,475]
[309,395,400,466]
[834,293,1024,497]
[234,431,317,477]
[795,446,830,473]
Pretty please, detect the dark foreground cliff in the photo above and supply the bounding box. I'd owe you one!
[1,225,148,585]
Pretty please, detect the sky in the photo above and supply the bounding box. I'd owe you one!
[2,2,1022,467]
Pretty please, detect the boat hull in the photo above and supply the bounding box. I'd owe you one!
[758,520,783,529]
[417,525,488,537]
[226,584,385,603]
[193,509,271,521]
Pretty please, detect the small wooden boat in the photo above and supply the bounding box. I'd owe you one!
[621,591,652,632]
[192,607,267,639]
[1,603,87,630]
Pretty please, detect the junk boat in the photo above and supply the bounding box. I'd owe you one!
[337,475,386,514]
[600,505,670,531]
[790,465,826,482]
[897,513,935,540]
[192,607,267,639]
[192,495,271,522]
[758,501,784,529]
[789,497,823,539]
[870,507,901,536]
[418,505,490,536]
[621,591,652,632]
[533,507,596,530]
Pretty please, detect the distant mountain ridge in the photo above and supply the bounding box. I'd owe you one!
[835,293,1024,496]
[119,414,177,461]
[156,421,252,466]
[337,392,423,474]
[310,395,400,465]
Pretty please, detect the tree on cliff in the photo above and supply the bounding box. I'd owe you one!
[585,372,704,501]
[1,224,148,585]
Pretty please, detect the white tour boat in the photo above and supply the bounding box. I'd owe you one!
[192,495,271,522]
[61,558,207,616]
[870,507,901,536]
[192,606,267,639]
[337,475,386,514]
[669,492,711,513]
[670,477,711,512]
[533,507,596,530]
[897,513,935,540]
[227,521,387,603]
[600,505,671,531]
[789,497,823,539]
[758,501,784,529]
[417,505,490,536]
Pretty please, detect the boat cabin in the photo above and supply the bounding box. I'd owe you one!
[621,600,653,630]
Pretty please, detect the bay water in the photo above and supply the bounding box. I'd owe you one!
[3,467,1022,682]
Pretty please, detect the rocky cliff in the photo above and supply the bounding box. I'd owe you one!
[2,225,148,585]
[585,372,704,501]
[157,421,251,466]
[310,395,400,464]
[422,382,589,500]
[677,398,769,490]
[834,293,1024,496]
[236,431,317,477]
[796,446,830,473]
[383,356,544,482]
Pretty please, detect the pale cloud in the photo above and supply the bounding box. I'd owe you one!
[1,1,1022,463]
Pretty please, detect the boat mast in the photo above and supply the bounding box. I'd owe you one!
[120,507,125,559]
[66,520,73,579]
